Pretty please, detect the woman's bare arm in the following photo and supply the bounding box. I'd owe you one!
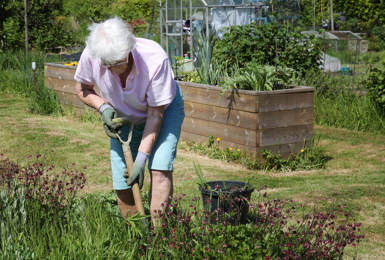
[75,82,105,111]
[138,105,166,155]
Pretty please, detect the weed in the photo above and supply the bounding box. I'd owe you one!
[186,136,330,171]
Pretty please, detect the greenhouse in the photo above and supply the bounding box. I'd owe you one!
[160,0,271,63]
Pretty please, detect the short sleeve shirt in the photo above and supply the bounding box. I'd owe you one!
[74,38,176,124]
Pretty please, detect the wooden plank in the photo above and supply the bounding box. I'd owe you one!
[178,80,314,96]
[184,104,313,131]
[60,104,88,116]
[178,81,259,113]
[182,117,258,147]
[258,92,314,112]
[54,91,87,108]
[184,101,258,130]
[181,131,310,160]
[259,108,313,129]
[45,77,101,96]
[44,64,76,81]
[256,141,311,160]
[46,77,78,94]
[259,124,313,147]
[178,81,314,113]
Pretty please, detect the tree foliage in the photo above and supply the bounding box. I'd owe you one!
[0,0,74,51]
[0,0,159,52]
[63,0,159,44]
[296,0,385,32]
[365,62,385,115]
[1,0,385,52]
[333,0,385,31]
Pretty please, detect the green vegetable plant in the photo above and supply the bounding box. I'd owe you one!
[222,63,298,92]
[192,30,225,86]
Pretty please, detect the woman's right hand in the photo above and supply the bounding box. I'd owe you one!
[100,105,123,139]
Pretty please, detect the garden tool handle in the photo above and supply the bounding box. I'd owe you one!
[112,118,145,216]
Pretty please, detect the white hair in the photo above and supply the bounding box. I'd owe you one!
[86,16,136,64]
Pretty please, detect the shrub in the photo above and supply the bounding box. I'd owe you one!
[359,50,385,65]
[369,26,385,51]
[212,23,322,76]
[365,62,385,115]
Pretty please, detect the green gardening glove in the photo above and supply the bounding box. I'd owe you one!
[99,103,123,139]
[124,151,148,189]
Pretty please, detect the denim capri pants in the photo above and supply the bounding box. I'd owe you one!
[109,85,185,190]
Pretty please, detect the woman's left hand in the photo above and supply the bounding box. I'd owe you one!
[124,151,148,189]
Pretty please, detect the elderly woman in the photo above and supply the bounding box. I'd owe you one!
[74,17,185,224]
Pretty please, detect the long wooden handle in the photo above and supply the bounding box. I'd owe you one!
[113,117,145,216]
[122,139,145,215]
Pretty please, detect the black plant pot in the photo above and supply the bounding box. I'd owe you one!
[199,181,254,225]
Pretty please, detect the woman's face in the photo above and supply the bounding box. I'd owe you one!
[109,62,128,75]
[105,58,128,75]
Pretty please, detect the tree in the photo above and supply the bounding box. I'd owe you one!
[0,0,73,51]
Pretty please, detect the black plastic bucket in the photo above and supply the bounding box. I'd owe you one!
[199,181,254,224]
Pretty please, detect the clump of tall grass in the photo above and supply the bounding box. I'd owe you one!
[315,92,385,134]
[0,50,62,115]
[301,70,385,134]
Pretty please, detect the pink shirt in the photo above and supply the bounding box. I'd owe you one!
[74,38,176,124]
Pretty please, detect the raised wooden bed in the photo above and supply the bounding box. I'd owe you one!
[44,62,314,159]
[179,81,314,158]
[44,63,100,111]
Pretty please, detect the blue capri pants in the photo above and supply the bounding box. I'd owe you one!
[109,85,185,190]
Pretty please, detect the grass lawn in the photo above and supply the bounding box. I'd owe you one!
[0,93,384,259]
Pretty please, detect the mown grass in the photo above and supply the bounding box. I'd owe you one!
[0,93,384,259]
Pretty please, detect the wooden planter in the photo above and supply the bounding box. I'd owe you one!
[44,63,314,159]
[178,81,314,159]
